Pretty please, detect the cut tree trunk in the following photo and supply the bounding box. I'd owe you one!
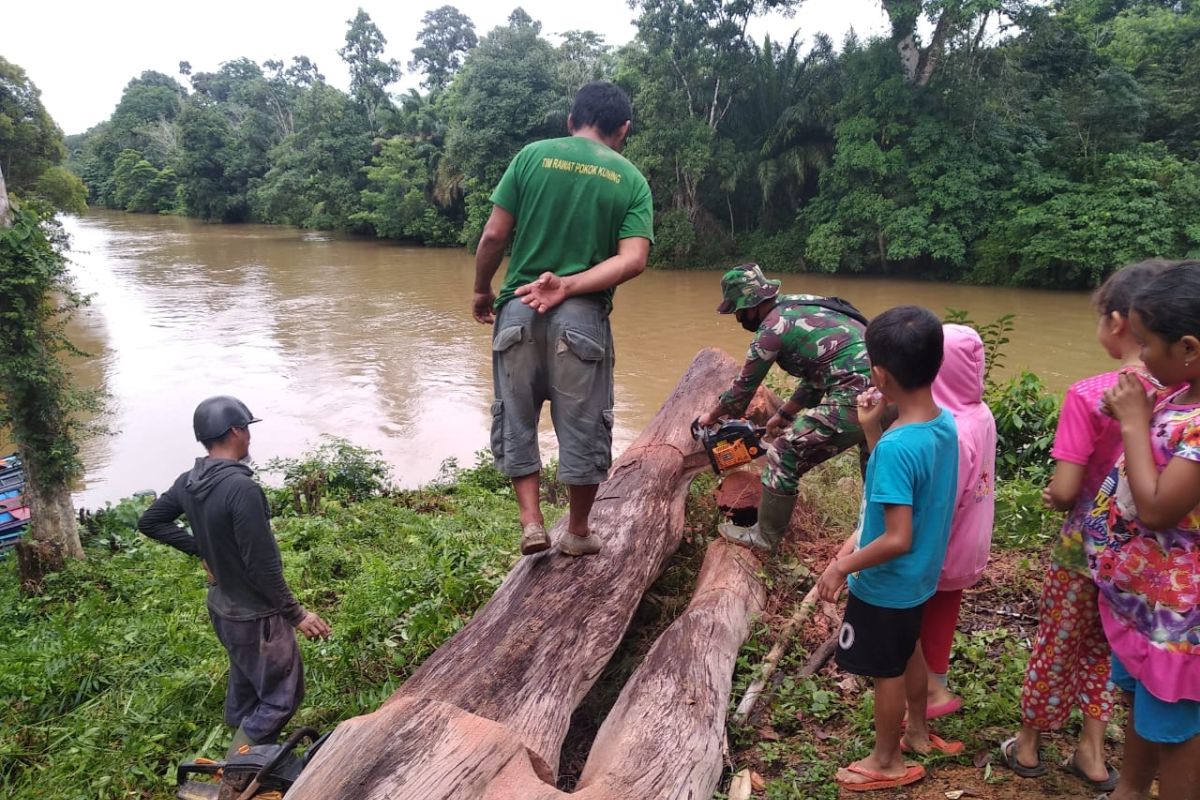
[288,348,779,800]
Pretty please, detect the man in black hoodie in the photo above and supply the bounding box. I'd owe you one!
[138,396,331,757]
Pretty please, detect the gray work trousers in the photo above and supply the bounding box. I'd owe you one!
[208,609,304,743]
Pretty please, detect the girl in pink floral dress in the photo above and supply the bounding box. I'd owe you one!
[1086,261,1200,800]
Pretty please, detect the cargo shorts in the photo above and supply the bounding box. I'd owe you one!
[490,295,615,485]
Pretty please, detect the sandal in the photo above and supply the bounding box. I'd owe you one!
[1063,752,1119,792]
[558,531,602,557]
[835,762,925,792]
[520,523,551,555]
[1000,736,1048,778]
[902,732,964,755]
[926,695,964,720]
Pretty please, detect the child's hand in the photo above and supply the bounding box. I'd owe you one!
[817,559,848,603]
[856,388,885,429]
[1103,371,1153,426]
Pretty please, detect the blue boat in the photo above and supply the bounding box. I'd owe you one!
[0,454,30,554]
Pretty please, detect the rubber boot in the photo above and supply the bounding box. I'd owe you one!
[225,724,256,760]
[718,488,797,554]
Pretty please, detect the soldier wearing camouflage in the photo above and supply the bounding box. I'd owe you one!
[702,264,870,553]
[719,292,870,492]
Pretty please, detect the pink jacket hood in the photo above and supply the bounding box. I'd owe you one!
[932,324,996,591]
[932,324,986,414]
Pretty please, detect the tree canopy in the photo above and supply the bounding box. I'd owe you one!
[41,0,1200,287]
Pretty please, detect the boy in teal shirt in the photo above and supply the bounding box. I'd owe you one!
[817,305,960,792]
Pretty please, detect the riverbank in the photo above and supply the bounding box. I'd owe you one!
[0,436,1109,800]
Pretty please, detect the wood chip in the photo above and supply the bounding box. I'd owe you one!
[750,771,767,792]
[728,769,753,800]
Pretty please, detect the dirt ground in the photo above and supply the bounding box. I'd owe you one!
[730,500,1130,800]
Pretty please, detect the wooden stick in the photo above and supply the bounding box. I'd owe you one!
[732,582,823,725]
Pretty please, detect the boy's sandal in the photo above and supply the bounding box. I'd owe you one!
[835,762,926,792]
[1063,753,1120,793]
[1000,736,1048,778]
[901,732,964,755]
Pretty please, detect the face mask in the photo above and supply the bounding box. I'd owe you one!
[739,313,759,333]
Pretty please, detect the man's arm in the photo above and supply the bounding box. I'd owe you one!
[514,236,650,313]
[137,485,199,556]
[699,327,782,426]
[473,205,516,324]
[230,483,307,626]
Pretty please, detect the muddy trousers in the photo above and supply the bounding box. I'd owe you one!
[208,610,305,743]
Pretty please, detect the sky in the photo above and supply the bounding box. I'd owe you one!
[7,0,890,136]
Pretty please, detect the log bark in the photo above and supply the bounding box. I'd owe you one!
[288,349,778,800]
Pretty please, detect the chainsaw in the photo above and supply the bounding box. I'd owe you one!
[177,727,326,800]
[691,418,768,474]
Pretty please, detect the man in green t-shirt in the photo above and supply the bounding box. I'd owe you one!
[472,81,654,558]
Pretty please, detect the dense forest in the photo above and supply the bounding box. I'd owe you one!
[6,0,1200,287]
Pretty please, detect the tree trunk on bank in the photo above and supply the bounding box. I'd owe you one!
[19,444,84,560]
[288,348,779,800]
[0,165,85,583]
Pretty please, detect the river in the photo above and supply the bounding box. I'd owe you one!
[56,211,1109,508]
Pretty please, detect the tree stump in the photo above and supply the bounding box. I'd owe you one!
[15,539,65,595]
[287,348,779,799]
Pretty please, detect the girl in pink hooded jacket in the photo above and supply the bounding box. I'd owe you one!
[921,324,997,718]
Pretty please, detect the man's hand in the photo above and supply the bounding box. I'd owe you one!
[296,611,332,640]
[472,290,496,325]
[201,559,216,585]
[697,409,723,428]
[765,411,793,440]
[515,272,570,314]
[1103,371,1153,426]
[817,558,848,603]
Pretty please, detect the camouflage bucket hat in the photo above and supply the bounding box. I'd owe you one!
[717,263,781,314]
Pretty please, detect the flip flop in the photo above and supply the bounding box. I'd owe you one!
[835,762,926,792]
[1063,753,1120,792]
[1000,736,1048,778]
[926,695,964,720]
[902,732,965,755]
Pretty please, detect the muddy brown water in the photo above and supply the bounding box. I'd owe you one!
[50,211,1109,508]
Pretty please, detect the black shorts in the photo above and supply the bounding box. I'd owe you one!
[835,590,925,678]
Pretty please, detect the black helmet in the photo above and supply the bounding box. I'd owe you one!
[193,396,261,442]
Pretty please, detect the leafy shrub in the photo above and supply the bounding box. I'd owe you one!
[993,474,1061,550]
[987,370,1061,483]
[264,437,391,514]
[79,495,156,551]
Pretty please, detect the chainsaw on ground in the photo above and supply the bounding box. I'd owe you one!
[177,727,326,800]
[691,418,768,474]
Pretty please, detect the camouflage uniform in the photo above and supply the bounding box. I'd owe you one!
[716,265,870,494]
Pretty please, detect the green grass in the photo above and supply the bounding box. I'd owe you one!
[0,456,553,800]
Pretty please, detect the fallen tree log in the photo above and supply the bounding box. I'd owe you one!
[288,348,778,800]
